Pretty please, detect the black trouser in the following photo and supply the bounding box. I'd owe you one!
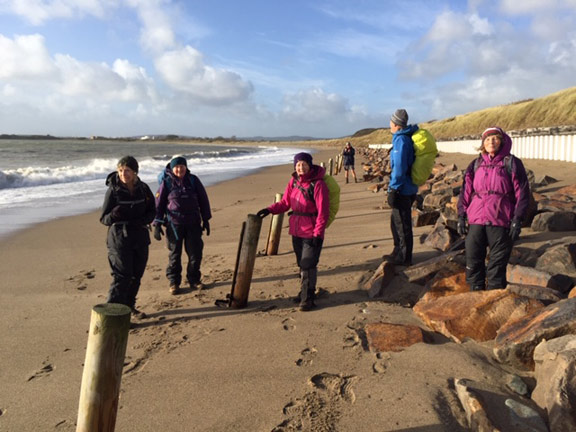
[292,236,323,301]
[390,194,415,263]
[465,224,512,289]
[107,231,149,308]
[166,223,203,286]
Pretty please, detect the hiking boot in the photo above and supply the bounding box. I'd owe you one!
[345,178,349,184]
[169,284,180,295]
[192,282,205,290]
[131,307,147,319]
[382,254,411,266]
[299,299,315,312]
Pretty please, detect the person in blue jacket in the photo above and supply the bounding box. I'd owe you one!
[385,109,418,266]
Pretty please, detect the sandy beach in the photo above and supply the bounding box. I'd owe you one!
[1,146,576,432]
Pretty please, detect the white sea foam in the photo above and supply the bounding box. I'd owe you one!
[0,143,307,238]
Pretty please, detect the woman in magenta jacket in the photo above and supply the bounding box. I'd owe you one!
[457,127,530,291]
[257,152,329,311]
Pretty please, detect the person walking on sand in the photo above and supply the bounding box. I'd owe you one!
[256,152,329,311]
[100,156,156,318]
[342,142,357,183]
[457,127,530,291]
[384,109,418,266]
[153,155,212,295]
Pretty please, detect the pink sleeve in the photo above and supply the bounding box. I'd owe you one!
[268,179,293,214]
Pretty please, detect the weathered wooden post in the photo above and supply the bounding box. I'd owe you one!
[266,194,284,256]
[338,153,343,172]
[334,154,340,175]
[328,158,334,175]
[230,214,263,309]
[76,303,131,432]
[320,162,325,169]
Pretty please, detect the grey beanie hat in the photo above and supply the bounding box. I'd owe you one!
[391,109,408,127]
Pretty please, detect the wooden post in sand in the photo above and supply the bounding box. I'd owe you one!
[334,154,340,175]
[266,194,284,256]
[328,158,334,175]
[76,303,131,432]
[338,153,343,173]
[230,214,263,309]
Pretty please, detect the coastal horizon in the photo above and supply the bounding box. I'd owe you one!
[0,139,310,239]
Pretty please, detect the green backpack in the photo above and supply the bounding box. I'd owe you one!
[411,128,438,186]
[293,174,340,228]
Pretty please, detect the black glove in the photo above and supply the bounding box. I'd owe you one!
[509,219,522,242]
[257,208,270,218]
[202,220,210,236]
[387,189,399,208]
[153,224,164,241]
[110,205,129,222]
[457,216,468,237]
[311,236,322,248]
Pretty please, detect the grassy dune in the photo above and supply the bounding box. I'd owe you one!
[308,86,576,148]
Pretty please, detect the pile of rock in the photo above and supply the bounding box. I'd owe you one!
[360,148,576,431]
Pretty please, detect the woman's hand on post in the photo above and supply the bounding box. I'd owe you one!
[257,208,270,218]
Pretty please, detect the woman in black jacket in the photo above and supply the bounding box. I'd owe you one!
[100,156,155,317]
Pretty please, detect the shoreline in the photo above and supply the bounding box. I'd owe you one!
[0,142,327,241]
[1,148,576,431]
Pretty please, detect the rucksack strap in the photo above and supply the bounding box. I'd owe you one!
[292,179,316,202]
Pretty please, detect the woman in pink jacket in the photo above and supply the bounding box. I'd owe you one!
[257,152,329,311]
[457,127,530,291]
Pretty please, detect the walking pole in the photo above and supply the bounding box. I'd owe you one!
[229,214,263,309]
[76,303,131,432]
[266,194,284,256]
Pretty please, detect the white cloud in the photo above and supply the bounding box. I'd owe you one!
[126,0,176,53]
[311,30,402,62]
[0,0,118,25]
[281,88,347,122]
[0,33,56,79]
[154,46,253,105]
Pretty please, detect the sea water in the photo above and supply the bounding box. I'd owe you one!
[0,139,306,239]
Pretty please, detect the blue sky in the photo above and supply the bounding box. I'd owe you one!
[0,0,574,138]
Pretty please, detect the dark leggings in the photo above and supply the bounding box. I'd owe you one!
[465,224,512,289]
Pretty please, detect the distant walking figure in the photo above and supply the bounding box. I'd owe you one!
[342,142,357,183]
[457,127,530,291]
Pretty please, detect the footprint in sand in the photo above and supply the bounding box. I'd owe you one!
[372,352,391,374]
[27,361,54,381]
[273,372,358,431]
[295,347,317,367]
[66,269,95,291]
[282,317,296,331]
